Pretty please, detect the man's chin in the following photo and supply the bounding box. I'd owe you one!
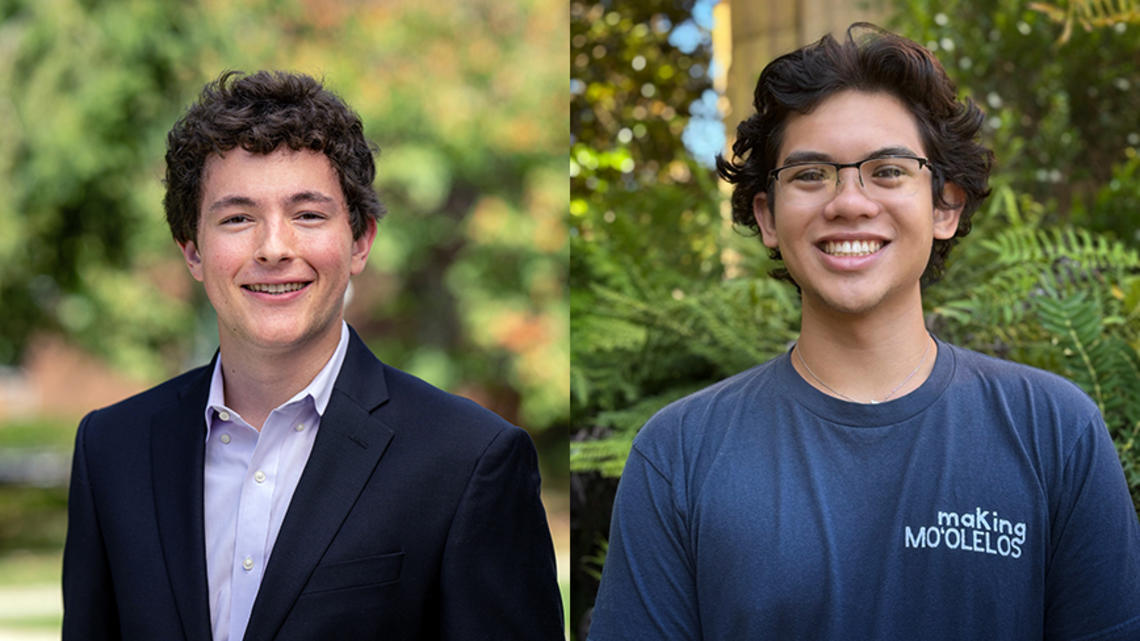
[223,326,322,353]
[801,285,893,318]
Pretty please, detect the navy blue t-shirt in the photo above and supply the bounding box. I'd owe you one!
[589,340,1140,640]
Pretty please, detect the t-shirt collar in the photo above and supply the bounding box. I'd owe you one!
[780,334,956,427]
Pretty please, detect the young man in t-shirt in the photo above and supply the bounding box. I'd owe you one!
[588,24,1140,641]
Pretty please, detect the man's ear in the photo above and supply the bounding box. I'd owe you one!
[754,192,779,249]
[933,182,965,240]
[350,216,378,276]
[179,240,205,282]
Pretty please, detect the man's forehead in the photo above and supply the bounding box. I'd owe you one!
[776,90,925,162]
[201,146,334,172]
[198,147,345,217]
[200,148,340,191]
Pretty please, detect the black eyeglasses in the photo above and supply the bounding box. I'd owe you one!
[768,155,932,206]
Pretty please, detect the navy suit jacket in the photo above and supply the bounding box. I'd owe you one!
[62,328,563,640]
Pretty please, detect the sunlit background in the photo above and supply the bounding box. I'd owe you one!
[0,0,568,637]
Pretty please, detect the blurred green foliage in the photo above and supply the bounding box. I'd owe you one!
[0,0,208,377]
[0,0,568,434]
[0,417,75,451]
[570,0,731,636]
[891,0,1140,241]
[570,0,1140,637]
[571,0,725,422]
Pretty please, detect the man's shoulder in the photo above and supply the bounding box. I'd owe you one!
[83,363,211,425]
[74,363,212,457]
[338,327,521,443]
[630,355,784,463]
[940,342,1108,461]
[944,342,1099,416]
[357,355,525,457]
[382,364,513,427]
[645,356,783,428]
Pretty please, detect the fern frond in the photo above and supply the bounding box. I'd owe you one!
[570,437,634,477]
[572,315,648,353]
[1034,292,1107,413]
[572,275,800,476]
[581,538,609,581]
[1032,290,1140,430]
[980,226,1140,273]
[594,382,710,434]
[936,226,1140,332]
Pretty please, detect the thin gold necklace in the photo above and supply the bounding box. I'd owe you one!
[795,336,931,404]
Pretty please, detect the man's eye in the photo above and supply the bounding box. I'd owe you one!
[872,166,907,179]
[297,211,326,220]
[790,167,830,183]
[221,214,251,224]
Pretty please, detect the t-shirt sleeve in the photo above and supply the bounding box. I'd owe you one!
[588,434,700,641]
[1044,413,1140,641]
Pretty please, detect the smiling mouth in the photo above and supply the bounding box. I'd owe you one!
[243,282,309,294]
[820,240,885,257]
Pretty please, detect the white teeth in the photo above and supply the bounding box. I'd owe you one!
[822,240,883,256]
[246,282,306,294]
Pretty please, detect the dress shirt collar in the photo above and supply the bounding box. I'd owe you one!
[203,322,351,438]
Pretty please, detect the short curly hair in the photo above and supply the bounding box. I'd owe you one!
[163,70,384,244]
[716,23,993,287]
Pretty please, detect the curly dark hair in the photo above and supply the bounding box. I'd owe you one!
[163,70,384,244]
[716,23,993,287]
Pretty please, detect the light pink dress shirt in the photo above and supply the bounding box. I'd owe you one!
[202,322,350,641]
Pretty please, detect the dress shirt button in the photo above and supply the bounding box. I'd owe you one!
[242,556,254,571]
[219,434,231,445]
[254,470,266,484]
[218,410,231,422]
[295,423,305,432]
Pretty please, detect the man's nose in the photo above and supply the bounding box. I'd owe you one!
[255,217,295,264]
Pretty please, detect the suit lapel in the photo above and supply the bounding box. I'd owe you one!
[151,362,214,641]
[243,330,394,641]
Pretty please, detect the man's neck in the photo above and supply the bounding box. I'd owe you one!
[217,325,343,430]
[793,295,934,404]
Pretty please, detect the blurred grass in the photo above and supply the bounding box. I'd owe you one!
[562,577,570,638]
[0,418,75,451]
[0,550,61,586]
[0,487,68,553]
[0,417,70,637]
[0,417,71,560]
[0,550,62,638]
[0,614,59,629]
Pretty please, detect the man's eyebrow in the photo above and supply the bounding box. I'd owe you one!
[207,195,258,212]
[207,191,336,212]
[781,150,833,165]
[780,146,922,165]
[288,191,336,206]
[865,145,922,159]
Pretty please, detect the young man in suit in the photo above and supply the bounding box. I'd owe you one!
[588,24,1140,640]
[63,71,563,641]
